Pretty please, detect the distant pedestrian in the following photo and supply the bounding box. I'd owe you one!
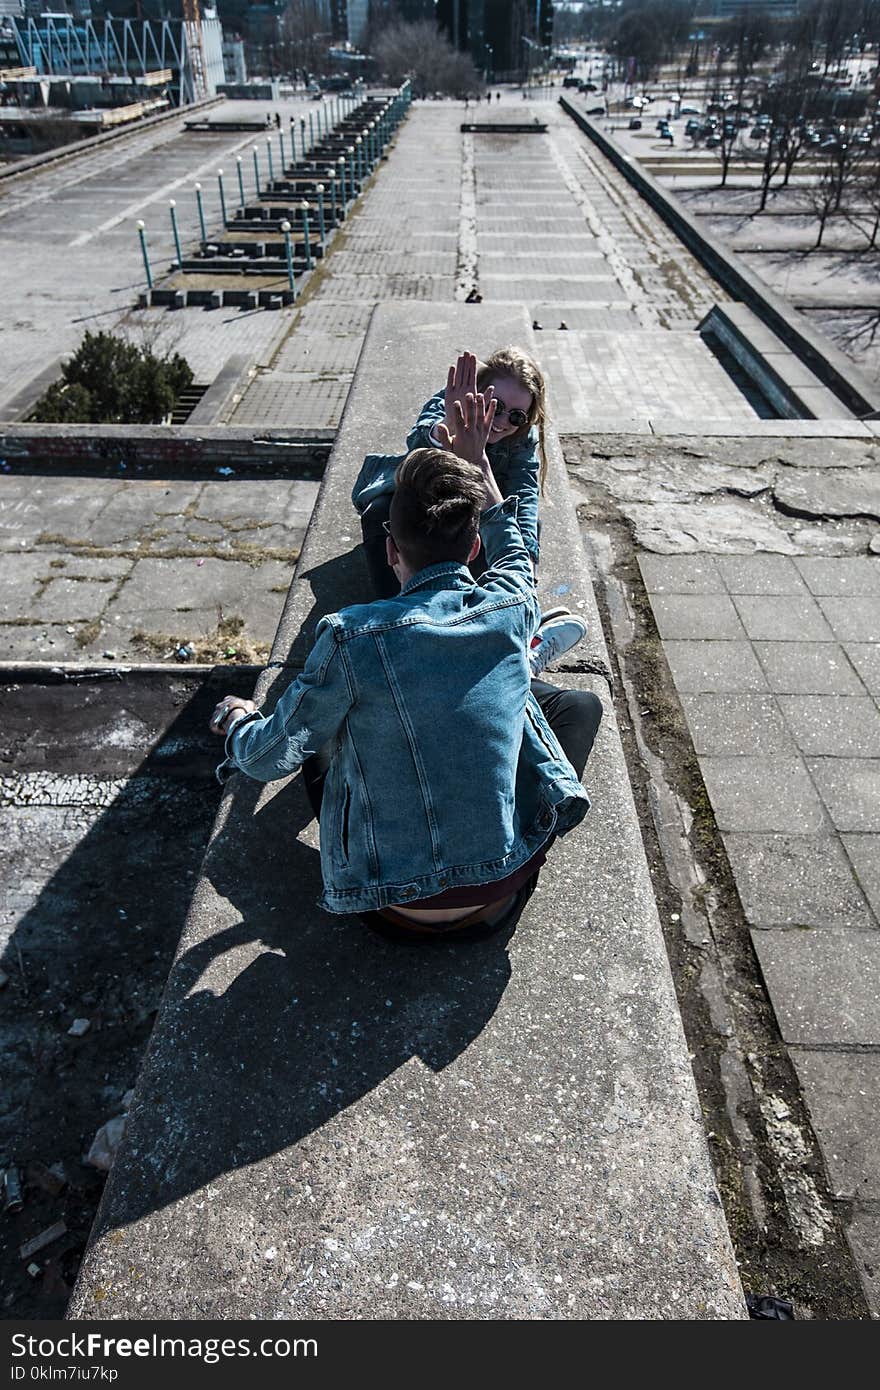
[496,91,500,102]
[486,91,491,104]
[274,111,281,129]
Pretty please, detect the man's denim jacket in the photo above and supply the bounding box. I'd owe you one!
[350,390,541,563]
[221,498,588,915]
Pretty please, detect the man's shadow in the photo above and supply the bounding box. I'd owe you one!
[95,766,515,1227]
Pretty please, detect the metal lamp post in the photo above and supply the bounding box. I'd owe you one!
[337,155,347,207]
[315,183,325,244]
[300,200,312,270]
[236,156,246,210]
[266,136,275,183]
[280,219,296,297]
[195,182,207,241]
[135,219,152,289]
[168,199,182,265]
[252,145,260,194]
[216,170,227,227]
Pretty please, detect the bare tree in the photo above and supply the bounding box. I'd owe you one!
[849,147,880,247]
[804,128,865,245]
[372,20,482,98]
[276,1,330,81]
[610,8,665,83]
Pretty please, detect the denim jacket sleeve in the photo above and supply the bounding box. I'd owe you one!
[405,390,445,453]
[218,620,354,784]
[479,497,541,637]
[499,432,540,564]
[407,391,541,564]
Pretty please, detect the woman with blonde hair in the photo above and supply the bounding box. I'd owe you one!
[352,347,586,676]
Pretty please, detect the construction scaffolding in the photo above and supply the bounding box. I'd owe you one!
[7,12,224,106]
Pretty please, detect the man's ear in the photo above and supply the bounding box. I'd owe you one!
[467,532,481,563]
[386,534,398,569]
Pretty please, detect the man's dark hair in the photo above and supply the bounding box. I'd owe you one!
[390,448,484,571]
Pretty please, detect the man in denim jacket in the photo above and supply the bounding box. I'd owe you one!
[211,397,596,929]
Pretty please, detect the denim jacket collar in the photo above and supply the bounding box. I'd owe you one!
[399,562,473,597]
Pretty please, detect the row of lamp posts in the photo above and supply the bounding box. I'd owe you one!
[135,80,412,303]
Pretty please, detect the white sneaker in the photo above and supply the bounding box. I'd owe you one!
[538,605,572,624]
[528,614,588,677]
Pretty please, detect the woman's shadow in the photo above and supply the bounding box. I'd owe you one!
[94,743,515,1230]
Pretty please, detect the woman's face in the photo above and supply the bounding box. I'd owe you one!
[485,374,534,444]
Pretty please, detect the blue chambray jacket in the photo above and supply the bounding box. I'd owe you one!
[350,389,541,564]
[220,498,588,915]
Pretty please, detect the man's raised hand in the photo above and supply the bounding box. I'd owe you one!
[443,351,493,442]
[450,390,496,467]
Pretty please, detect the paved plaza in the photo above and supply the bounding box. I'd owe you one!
[230,98,756,433]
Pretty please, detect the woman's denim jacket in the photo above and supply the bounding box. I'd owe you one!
[220,498,588,915]
[350,390,541,564]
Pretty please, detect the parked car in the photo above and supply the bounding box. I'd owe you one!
[705,133,721,148]
[750,125,767,139]
[579,81,598,92]
[680,104,702,116]
[586,105,606,116]
[656,118,670,132]
[628,117,642,130]
[660,130,675,144]
[685,118,702,135]
[562,76,580,88]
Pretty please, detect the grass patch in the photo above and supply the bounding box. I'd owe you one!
[131,613,269,665]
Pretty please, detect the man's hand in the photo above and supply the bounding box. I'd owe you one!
[442,351,493,444]
[210,696,257,736]
[448,391,503,509]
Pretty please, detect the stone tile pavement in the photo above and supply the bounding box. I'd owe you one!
[230,98,759,432]
[0,473,319,661]
[639,547,880,1310]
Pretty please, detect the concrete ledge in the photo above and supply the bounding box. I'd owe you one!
[0,424,332,473]
[460,122,548,133]
[700,303,854,421]
[0,95,223,183]
[0,356,64,423]
[560,96,880,419]
[185,355,255,426]
[67,303,744,1320]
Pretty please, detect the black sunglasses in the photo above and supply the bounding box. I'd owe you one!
[492,399,529,428]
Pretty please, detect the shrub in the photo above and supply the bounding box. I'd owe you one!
[30,330,194,424]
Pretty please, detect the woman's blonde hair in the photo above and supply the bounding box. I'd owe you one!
[477,346,548,491]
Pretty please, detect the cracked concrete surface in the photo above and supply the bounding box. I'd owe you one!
[0,474,319,662]
[567,433,880,556]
